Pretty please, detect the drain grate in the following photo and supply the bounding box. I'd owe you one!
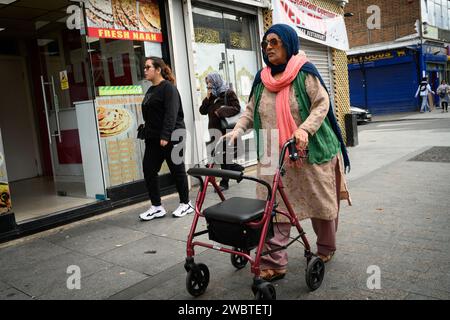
[409,147,450,163]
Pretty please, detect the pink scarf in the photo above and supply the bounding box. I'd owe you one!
[261,54,308,158]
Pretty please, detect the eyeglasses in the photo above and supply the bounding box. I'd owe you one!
[144,65,154,71]
[261,38,282,52]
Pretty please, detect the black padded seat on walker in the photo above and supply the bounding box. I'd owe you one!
[203,197,267,224]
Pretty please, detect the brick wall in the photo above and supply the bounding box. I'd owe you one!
[346,0,421,47]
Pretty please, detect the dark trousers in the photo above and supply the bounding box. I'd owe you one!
[442,101,448,111]
[143,139,189,206]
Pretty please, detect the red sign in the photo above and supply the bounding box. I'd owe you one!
[85,0,162,42]
[87,27,163,42]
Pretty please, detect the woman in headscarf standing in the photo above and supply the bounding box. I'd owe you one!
[199,72,244,191]
[226,24,352,281]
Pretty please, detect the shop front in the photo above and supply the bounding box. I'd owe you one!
[0,0,269,242]
[423,43,449,106]
[348,48,420,114]
[0,0,175,240]
[1,0,348,241]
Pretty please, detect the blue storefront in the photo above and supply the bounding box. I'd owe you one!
[421,48,449,101]
[348,48,420,115]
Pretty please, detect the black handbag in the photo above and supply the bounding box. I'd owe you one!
[137,124,145,140]
[220,112,242,130]
[219,91,242,130]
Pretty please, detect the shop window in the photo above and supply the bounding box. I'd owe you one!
[82,0,173,185]
[193,8,255,51]
[86,38,153,96]
[192,5,260,166]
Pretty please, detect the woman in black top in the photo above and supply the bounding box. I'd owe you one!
[139,57,193,221]
[199,72,244,191]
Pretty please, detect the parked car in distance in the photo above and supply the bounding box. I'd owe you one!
[351,106,372,124]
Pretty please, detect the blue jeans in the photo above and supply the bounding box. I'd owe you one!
[420,96,430,112]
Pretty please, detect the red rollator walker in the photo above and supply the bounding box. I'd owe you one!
[184,138,325,300]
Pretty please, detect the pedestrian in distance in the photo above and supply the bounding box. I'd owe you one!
[225,24,351,282]
[138,57,194,221]
[415,77,435,113]
[199,72,244,191]
[437,79,449,113]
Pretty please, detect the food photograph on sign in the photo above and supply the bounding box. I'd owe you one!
[112,0,138,30]
[86,0,115,28]
[139,0,161,32]
[86,0,163,42]
[97,106,133,138]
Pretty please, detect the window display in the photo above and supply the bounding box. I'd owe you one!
[192,6,259,165]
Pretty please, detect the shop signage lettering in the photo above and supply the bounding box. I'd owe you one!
[88,28,162,42]
[272,0,349,51]
[85,0,163,43]
[347,50,408,64]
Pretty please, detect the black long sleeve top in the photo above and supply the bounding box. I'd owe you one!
[141,80,186,141]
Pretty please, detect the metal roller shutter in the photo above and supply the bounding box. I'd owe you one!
[349,62,419,114]
[300,39,333,94]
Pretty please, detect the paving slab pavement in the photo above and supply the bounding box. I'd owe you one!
[0,110,449,300]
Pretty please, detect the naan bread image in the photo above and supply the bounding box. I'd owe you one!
[112,0,138,30]
[97,107,132,138]
[111,0,124,28]
[139,0,161,31]
[86,0,114,28]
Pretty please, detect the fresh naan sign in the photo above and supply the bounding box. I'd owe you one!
[272,0,349,51]
[85,0,162,42]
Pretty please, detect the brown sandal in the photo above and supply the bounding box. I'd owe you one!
[317,251,335,263]
[260,269,287,282]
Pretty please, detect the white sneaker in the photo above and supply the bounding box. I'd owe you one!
[172,201,194,218]
[139,206,167,221]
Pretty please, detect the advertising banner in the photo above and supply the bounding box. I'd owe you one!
[348,49,411,65]
[0,129,11,214]
[85,0,163,42]
[96,95,145,187]
[272,0,349,51]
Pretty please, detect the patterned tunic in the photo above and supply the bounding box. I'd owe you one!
[234,74,351,222]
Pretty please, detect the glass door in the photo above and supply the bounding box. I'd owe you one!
[36,23,103,199]
[192,5,259,166]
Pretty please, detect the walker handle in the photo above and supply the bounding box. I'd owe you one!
[280,138,308,167]
[288,138,299,161]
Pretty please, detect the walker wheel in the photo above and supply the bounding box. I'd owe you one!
[186,263,210,297]
[230,248,249,269]
[254,282,276,300]
[305,256,325,291]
